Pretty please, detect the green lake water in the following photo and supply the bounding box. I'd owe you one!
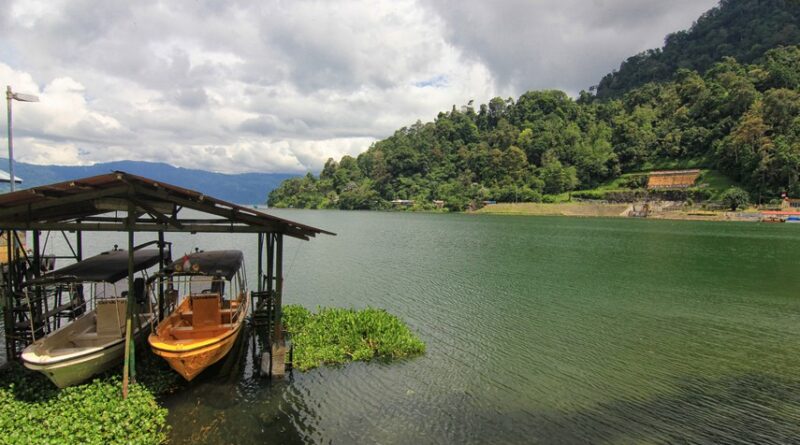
[9,210,800,443]
[160,211,800,444]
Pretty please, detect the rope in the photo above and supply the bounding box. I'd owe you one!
[24,289,36,342]
[283,241,304,284]
[113,282,123,336]
[145,271,156,333]
[41,231,51,256]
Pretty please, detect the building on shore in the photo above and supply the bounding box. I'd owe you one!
[646,170,701,190]
[781,197,800,210]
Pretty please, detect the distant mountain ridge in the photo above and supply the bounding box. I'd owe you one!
[1,159,297,204]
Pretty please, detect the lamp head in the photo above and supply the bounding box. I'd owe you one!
[12,93,39,102]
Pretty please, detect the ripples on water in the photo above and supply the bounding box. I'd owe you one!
[9,212,800,444]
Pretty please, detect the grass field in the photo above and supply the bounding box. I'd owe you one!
[475,202,630,217]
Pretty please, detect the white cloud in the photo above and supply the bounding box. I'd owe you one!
[0,0,720,174]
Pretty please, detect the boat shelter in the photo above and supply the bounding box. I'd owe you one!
[0,171,333,395]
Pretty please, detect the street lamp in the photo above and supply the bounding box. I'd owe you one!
[6,85,39,192]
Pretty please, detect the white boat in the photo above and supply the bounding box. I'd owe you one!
[21,249,163,388]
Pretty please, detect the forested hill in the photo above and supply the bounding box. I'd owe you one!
[268,45,800,211]
[595,0,800,98]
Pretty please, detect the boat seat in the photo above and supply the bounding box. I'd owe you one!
[170,323,234,332]
[95,298,127,337]
[168,323,234,340]
[189,293,221,328]
[180,308,235,319]
[71,332,126,346]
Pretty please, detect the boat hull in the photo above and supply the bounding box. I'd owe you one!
[23,339,126,388]
[21,315,152,388]
[149,323,243,381]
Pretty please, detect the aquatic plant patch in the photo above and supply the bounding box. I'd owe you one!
[0,363,168,445]
[135,347,186,396]
[283,305,425,371]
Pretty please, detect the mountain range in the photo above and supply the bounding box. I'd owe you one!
[1,159,296,204]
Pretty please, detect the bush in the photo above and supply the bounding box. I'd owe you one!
[619,175,649,189]
[720,187,751,210]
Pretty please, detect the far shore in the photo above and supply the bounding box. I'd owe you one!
[472,202,763,222]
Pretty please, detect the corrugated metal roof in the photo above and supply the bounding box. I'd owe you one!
[0,171,334,240]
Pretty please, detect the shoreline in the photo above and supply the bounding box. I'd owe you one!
[471,202,762,223]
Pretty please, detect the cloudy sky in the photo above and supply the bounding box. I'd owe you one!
[0,0,718,174]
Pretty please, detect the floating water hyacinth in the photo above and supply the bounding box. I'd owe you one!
[283,305,425,371]
[0,362,169,445]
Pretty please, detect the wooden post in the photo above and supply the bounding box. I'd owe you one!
[32,230,40,277]
[257,233,264,293]
[32,230,42,331]
[2,230,14,359]
[76,229,83,261]
[122,203,136,398]
[266,234,274,297]
[270,233,286,377]
[273,234,283,342]
[157,231,165,321]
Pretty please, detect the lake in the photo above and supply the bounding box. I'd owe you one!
[10,211,800,443]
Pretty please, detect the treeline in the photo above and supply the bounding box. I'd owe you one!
[268,46,800,210]
[595,0,800,98]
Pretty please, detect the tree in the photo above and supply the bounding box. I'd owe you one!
[720,187,750,210]
[268,42,800,209]
[539,152,579,195]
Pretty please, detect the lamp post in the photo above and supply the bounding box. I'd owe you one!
[5,86,38,314]
[6,85,39,192]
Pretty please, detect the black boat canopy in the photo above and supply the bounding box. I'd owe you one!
[164,250,244,280]
[27,249,162,286]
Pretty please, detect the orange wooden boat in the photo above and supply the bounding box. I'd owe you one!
[148,250,249,381]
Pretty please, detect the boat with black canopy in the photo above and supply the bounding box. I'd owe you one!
[148,250,249,381]
[20,248,162,388]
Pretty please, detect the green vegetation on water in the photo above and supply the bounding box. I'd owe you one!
[0,363,169,445]
[0,306,422,444]
[0,349,184,445]
[269,0,800,210]
[283,305,426,371]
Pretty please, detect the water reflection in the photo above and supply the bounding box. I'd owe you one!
[163,326,310,445]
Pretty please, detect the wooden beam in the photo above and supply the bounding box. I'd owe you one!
[0,221,311,237]
[94,198,174,215]
[132,186,281,229]
[130,197,183,229]
[0,185,130,220]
